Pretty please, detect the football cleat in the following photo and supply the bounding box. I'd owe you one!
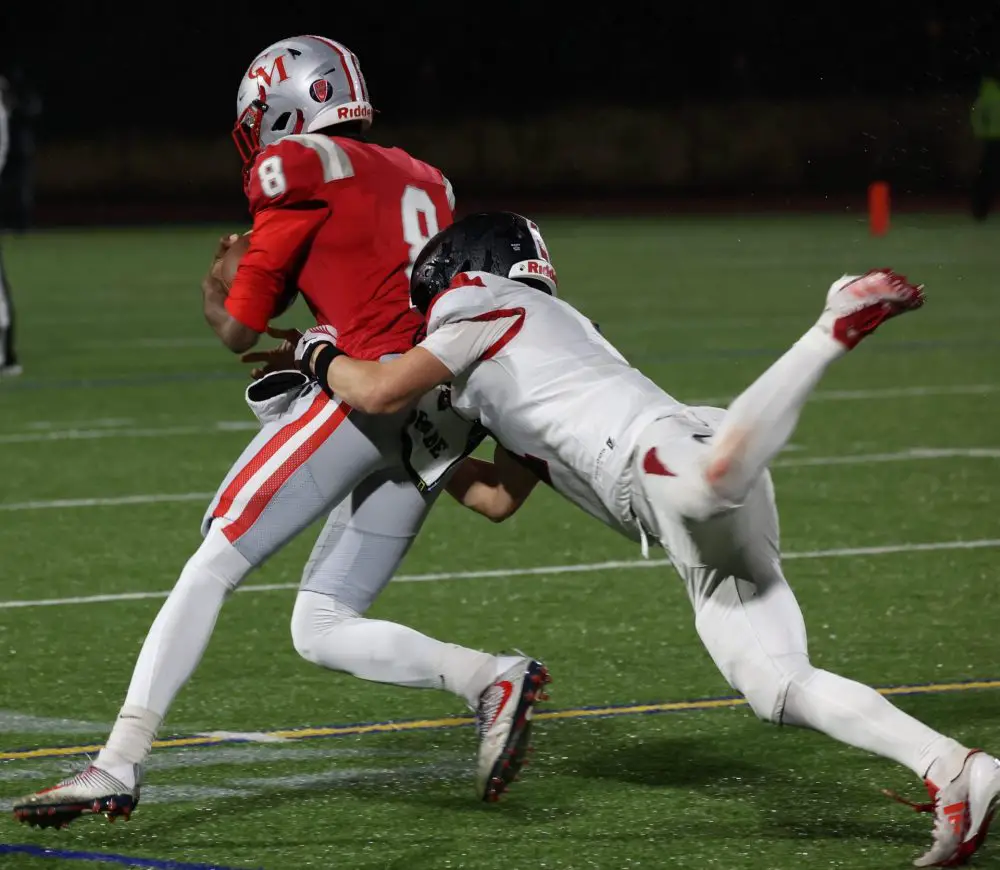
[817,269,925,350]
[475,657,550,802]
[886,750,1000,866]
[12,764,140,829]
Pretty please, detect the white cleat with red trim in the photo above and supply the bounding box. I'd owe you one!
[817,269,926,351]
[910,751,1000,867]
[475,656,550,802]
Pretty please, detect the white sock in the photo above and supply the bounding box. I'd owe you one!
[96,705,161,784]
[708,326,844,503]
[291,591,500,708]
[96,535,247,780]
[783,668,968,779]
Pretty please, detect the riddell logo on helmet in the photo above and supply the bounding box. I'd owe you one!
[337,105,373,121]
[526,261,556,281]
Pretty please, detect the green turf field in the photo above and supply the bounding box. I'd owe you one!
[0,214,997,869]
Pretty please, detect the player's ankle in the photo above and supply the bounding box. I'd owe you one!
[437,648,501,709]
[99,705,161,770]
[91,752,139,788]
[923,738,970,785]
[801,324,846,359]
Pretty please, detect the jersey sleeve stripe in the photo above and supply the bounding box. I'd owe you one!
[463,308,526,360]
[282,134,355,181]
[442,175,456,210]
[305,35,364,102]
[425,274,487,325]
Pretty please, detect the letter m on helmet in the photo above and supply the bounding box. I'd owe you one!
[248,54,291,88]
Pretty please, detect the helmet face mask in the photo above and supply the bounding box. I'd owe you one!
[231,93,267,169]
[410,212,558,315]
[233,36,373,183]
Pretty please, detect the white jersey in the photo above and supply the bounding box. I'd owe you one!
[420,272,682,534]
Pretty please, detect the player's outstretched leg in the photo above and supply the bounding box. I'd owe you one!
[13,387,380,828]
[635,429,997,869]
[678,480,998,868]
[290,468,550,803]
[706,269,925,505]
[12,525,249,828]
[292,591,549,802]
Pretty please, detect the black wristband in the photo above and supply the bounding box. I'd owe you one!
[299,341,345,387]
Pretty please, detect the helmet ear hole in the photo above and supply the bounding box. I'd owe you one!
[271,112,292,133]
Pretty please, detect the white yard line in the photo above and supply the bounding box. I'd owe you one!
[0,422,258,444]
[0,538,997,610]
[25,418,135,430]
[0,712,108,734]
[0,493,215,511]
[774,447,1000,467]
[0,746,458,783]
[689,383,1000,406]
[2,446,995,514]
[5,384,993,444]
[0,761,468,810]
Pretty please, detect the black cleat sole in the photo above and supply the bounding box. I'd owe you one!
[13,794,137,829]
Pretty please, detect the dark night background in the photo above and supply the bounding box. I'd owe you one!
[1,4,999,221]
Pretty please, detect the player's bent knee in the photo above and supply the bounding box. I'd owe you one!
[723,654,814,725]
[289,590,360,665]
[740,673,792,724]
[181,523,253,594]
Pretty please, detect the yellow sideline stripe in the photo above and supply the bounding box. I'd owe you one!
[2,678,997,763]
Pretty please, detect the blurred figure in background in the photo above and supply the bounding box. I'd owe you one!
[971,68,1000,221]
[0,66,41,233]
[0,73,19,378]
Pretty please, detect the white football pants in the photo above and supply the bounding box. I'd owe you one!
[630,406,964,781]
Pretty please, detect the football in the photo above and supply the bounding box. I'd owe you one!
[219,231,299,316]
[219,232,251,288]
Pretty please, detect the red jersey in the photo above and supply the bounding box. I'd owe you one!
[225,133,455,360]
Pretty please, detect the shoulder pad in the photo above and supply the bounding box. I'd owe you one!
[247,134,354,213]
[427,273,502,333]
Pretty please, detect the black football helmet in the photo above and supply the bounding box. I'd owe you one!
[410,212,558,315]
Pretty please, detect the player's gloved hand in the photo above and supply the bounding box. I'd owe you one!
[240,326,303,380]
[294,325,339,367]
[294,325,347,383]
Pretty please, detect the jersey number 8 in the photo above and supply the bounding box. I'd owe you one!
[257,156,287,198]
[401,185,439,280]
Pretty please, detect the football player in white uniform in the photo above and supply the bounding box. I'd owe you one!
[293,212,1000,868]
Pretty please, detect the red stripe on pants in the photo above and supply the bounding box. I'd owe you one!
[222,402,352,543]
[212,392,330,525]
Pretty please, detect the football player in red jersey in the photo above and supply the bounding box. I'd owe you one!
[13,37,545,827]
